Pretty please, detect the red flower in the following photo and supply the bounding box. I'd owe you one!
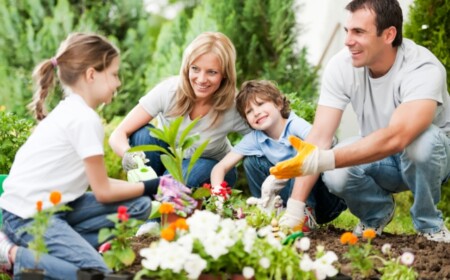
[117,206,129,221]
[202,183,211,189]
[118,206,128,214]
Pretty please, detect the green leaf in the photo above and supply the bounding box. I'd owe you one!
[185,139,209,184]
[191,187,211,199]
[116,247,135,266]
[179,116,200,144]
[98,228,112,243]
[129,144,168,154]
[148,201,162,219]
[160,154,183,183]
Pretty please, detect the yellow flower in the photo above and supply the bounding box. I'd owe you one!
[340,232,358,245]
[36,201,43,212]
[362,229,376,240]
[49,191,62,205]
[161,227,176,241]
[0,105,5,111]
[159,202,175,214]
[171,218,189,231]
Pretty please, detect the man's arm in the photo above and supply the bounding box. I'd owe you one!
[334,99,437,167]
[289,105,343,201]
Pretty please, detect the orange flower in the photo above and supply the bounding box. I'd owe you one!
[340,232,358,245]
[362,229,376,240]
[159,202,175,214]
[160,227,176,241]
[172,218,189,231]
[36,200,43,212]
[49,191,62,205]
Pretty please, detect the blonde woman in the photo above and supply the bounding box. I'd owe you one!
[110,32,250,188]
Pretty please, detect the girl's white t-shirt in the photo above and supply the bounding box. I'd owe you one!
[0,93,104,219]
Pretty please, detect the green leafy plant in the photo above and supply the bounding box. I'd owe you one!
[136,210,322,280]
[26,191,71,266]
[376,244,418,280]
[129,116,209,185]
[340,230,377,278]
[98,205,143,272]
[0,110,34,174]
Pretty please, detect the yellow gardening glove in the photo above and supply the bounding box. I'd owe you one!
[270,136,335,179]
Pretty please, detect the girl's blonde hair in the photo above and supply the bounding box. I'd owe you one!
[29,32,119,121]
[168,32,237,127]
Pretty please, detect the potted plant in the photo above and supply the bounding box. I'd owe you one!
[97,206,142,279]
[23,191,71,279]
[128,116,209,185]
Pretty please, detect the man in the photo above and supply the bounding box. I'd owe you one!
[269,0,450,243]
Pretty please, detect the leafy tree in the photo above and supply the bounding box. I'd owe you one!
[404,0,449,88]
[0,0,164,120]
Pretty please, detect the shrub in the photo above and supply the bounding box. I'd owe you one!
[0,110,34,174]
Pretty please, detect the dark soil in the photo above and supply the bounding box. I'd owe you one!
[125,225,450,279]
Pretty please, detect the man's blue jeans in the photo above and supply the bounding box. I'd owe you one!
[243,155,347,224]
[129,124,237,188]
[323,125,450,234]
[2,193,151,279]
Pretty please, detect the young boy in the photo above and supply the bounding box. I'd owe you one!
[211,80,346,229]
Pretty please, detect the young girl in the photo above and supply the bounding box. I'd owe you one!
[0,33,153,278]
[109,32,250,189]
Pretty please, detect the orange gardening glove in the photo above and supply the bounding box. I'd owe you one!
[270,136,335,179]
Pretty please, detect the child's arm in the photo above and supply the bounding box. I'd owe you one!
[211,151,244,187]
[84,155,146,202]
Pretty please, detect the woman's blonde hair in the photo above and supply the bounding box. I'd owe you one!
[29,32,119,121]
[168,32,237,127]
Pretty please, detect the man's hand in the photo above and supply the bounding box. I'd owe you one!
[122,151,149,172]
[279,198,306,229]
[270,136,335,179]
[261,175,288,208]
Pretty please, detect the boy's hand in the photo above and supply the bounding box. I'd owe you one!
[261,175,288,208]
[279,198,305,228]
[122,151,149,172]
[270,136,335,178]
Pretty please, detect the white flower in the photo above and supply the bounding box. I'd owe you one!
[243,228,257,253]
[400,252,415,266]
[259,257,270,269]
[257,225,272,237]
[300,253,314,271]
[202,234,230,259]
[140,247,160,270]
[184,253,207,279]
[381,243,392,255]
[242,266,255,279]
[313,251,338,280]
[421,24,429,30]
[187,210,220,238]
[246,197,260,205]
[296,237,311,251]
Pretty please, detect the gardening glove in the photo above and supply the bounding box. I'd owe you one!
[260,175,289,208]
[127,157,157,183]
[122,151,149,172]
[279,198,306,229]
[270,136,335,179]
